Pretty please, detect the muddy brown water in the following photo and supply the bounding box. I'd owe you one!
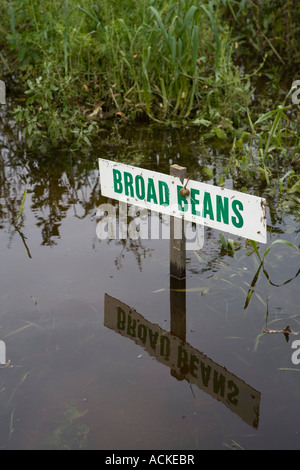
[0,107,299,450]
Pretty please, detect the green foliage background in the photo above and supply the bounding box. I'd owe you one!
[0,0,299,151]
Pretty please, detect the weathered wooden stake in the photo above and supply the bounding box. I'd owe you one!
[170,164,187,346]
[170,164,186,281]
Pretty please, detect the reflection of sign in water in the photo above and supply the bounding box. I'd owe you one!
[104,294,261,429]
[0,80,6,105]
[99,158,267,243]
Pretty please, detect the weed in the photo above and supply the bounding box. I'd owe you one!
[1,0,251,148]
[244,239,300,309]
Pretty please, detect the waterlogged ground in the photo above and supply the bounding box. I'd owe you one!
[0,107,299,450]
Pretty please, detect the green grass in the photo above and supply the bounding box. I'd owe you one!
[0,0,251,150]
[0,0,299,152]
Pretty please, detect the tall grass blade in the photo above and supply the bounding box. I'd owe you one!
[149,7,168,44]
[200,4,220,79]
[178,6,198,36]
[14,189,27,226]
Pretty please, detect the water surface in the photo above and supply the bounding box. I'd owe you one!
[0,110,299,450]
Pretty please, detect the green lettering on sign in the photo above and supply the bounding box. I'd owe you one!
[124,172,134,197]
[147,178,158,204]
[135,175,145,200]
[158,181,169,206]
[231,200,244,228]
[113,169,123,194]
[203,192,214,220]
[216,195,229,225]
[191,188,200,216]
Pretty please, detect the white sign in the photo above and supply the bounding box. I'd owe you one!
[99,159,267,243]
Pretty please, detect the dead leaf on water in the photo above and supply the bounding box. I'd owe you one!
[262,325,298,335]
[262,325,298,342]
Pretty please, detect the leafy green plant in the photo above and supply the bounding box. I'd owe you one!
[219,232,241,254]
[13,63,98,151]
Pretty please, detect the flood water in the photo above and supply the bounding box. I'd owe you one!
[0,104,299,450]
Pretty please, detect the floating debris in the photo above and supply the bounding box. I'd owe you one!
[262,325,299,342]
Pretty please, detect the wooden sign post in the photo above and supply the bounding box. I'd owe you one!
[169,164,187,344]
[99,158,264,428]
[169,164,187,281]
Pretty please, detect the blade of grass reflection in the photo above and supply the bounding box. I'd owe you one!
[152,288,166,293]
[244,240,299,310]
[5,321,41,338]
[253,332,264,352]
[193,251,202,262]
[223,439,245,450]
[233,354,251,367]
[243,263,263,309]
[290,316,300,326]
[9,408,15,439]
[6,372,31,408]
[215,276,235,287]
[263,266,300,288]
